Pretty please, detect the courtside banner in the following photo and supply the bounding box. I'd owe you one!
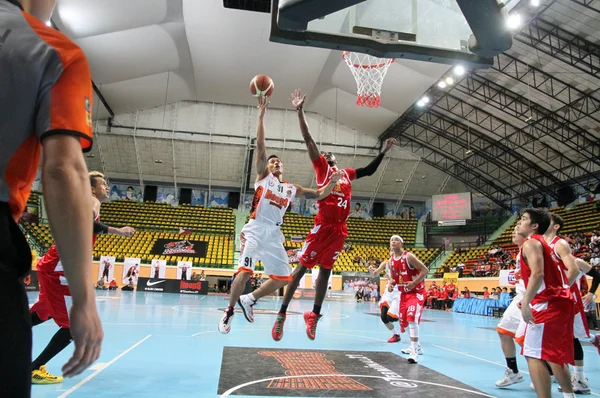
[150,239,207,258]
[137,277,208,295]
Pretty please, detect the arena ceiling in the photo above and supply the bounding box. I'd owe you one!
[52,0,600,208]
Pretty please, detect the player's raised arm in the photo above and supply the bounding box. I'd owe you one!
[369,260,388,277]
[294,171,343,199]
[354,138,395,179]
[290,89,320,161]
[255,96,270,181]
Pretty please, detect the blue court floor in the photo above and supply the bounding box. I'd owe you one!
[28,290,600,398]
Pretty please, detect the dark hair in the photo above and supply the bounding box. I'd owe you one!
[550,213,565,234]
[267,155,280,161]
[522,208,551,235]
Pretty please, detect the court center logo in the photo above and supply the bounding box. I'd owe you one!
[218,347,490,397]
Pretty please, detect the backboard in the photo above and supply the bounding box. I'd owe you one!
[270,0,508,69]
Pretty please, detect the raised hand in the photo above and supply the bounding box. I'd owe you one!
[382,138,395,153]
[290,89,307,110]
[257,95,269,117]
[330,170,344,183]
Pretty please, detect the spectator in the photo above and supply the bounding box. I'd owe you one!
[483,287,490,299]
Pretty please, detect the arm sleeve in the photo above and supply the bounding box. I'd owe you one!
[312,155,330,186]
[93,221,109,235]
[587,266,600,294]
[36,48,93,151]
[355,153,385,179]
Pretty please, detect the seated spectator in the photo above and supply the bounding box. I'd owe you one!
[483,287,490,299]
[122,277,134,291]
[96,279,107,290]
[490,288,499,300]
[109,279,118,290]
[463,287,471,298]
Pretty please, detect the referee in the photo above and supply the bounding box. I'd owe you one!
[1,0,103,395]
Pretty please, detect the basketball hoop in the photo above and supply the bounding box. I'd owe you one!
[342,51,395,108]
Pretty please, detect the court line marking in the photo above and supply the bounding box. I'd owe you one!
[219,374,496,398]
[57,334,152,397]
[432,344,530,375]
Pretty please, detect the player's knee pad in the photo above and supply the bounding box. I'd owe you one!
[408,322,419,339]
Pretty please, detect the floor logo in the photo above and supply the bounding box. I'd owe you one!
[218,347,490,397]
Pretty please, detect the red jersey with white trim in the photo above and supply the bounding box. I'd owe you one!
[548,235,584,305]
[249,173,297,226]
[312,155,356,223]
[37,211,100,273]
[519,234,571,305]
[387,251,425,293]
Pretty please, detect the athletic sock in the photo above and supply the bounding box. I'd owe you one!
[32,328,72,371]
[247,293,256,302]
[391,325,398,335]
[312,304,321,315]
[279,304,288,315]
[506,357,518,374]
[563,393,575,398]
[410,341,418,351]
[573,366,585,379]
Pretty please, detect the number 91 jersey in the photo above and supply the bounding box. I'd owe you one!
[313,155,357,224]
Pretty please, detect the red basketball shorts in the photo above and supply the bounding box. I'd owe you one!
[299,223,347,269]
[30,259,71,328]
[399,291,426,332]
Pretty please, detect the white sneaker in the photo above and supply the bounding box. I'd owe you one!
[559,374,591,395]
[218,307,234,334]
[530,382,535,391]
[401,344,424,355]
[495,368,525,388]
[407,347,418,364]
[237,294,255,323]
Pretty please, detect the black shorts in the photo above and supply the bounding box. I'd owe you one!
[0,204,33,397]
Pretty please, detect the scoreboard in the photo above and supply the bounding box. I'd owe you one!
[431,193,472,221]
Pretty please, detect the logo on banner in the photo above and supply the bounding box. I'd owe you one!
[180,281,202,290]
[163,240,196,255]
[507,270,516,285]
[147,280,166,287]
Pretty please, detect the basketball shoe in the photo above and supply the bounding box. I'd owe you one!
[218,306,235,334]
[272,313,286,341]
[401,344,424,355]
[304,311,322,340]
[32,366,63,384]
[237,294,256,323]
[495,368,525,388]
[387,334,401,343]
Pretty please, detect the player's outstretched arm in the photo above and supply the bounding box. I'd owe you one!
[354,138,395,179]
[91,197,135,237]
[555,239,580,286]
[295,170,343,199]
[290,89,320,161]
[255,96,270,181]
[368,260,388,276]
[575,258,600,306]
[41,135,103,377]
[520,239,544,324]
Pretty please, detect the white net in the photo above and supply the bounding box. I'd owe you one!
[343,51,395,108]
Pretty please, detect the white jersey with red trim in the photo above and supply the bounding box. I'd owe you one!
[249,173,297,227]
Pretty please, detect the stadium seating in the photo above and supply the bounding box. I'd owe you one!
[280,213,418,245]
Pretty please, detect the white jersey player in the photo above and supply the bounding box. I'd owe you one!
[495,224,527,388]
[219,96,342,334]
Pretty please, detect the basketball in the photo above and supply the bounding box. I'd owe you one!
[249,74,274,97]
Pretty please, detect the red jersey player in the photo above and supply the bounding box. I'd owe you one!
[544,213,600,395]
[271,89,395,342]
[516,208,574,398]
[30,172,134,384]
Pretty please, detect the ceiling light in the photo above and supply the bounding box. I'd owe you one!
[395,179,403,182]
[421,175,426,179]
[438,81,447,89]
[445,76,454,85]
[453,65,465,76]
[507,14,522,30]
[417,100,425,107]
[530,0,540,6]
[154,160,163,164]
[421,96,430,104]
[45,20,52,27]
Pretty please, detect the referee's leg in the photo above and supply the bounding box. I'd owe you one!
[0,262,32,397]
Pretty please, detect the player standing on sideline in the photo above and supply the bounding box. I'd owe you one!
[271,89,395,342]
[30,172,134,384]
[0,0,104,394]
[516,209,575,398]
[495,224,527,388]
[368,235,428,363]
[218,96,343,334]
[544,213,600,395]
